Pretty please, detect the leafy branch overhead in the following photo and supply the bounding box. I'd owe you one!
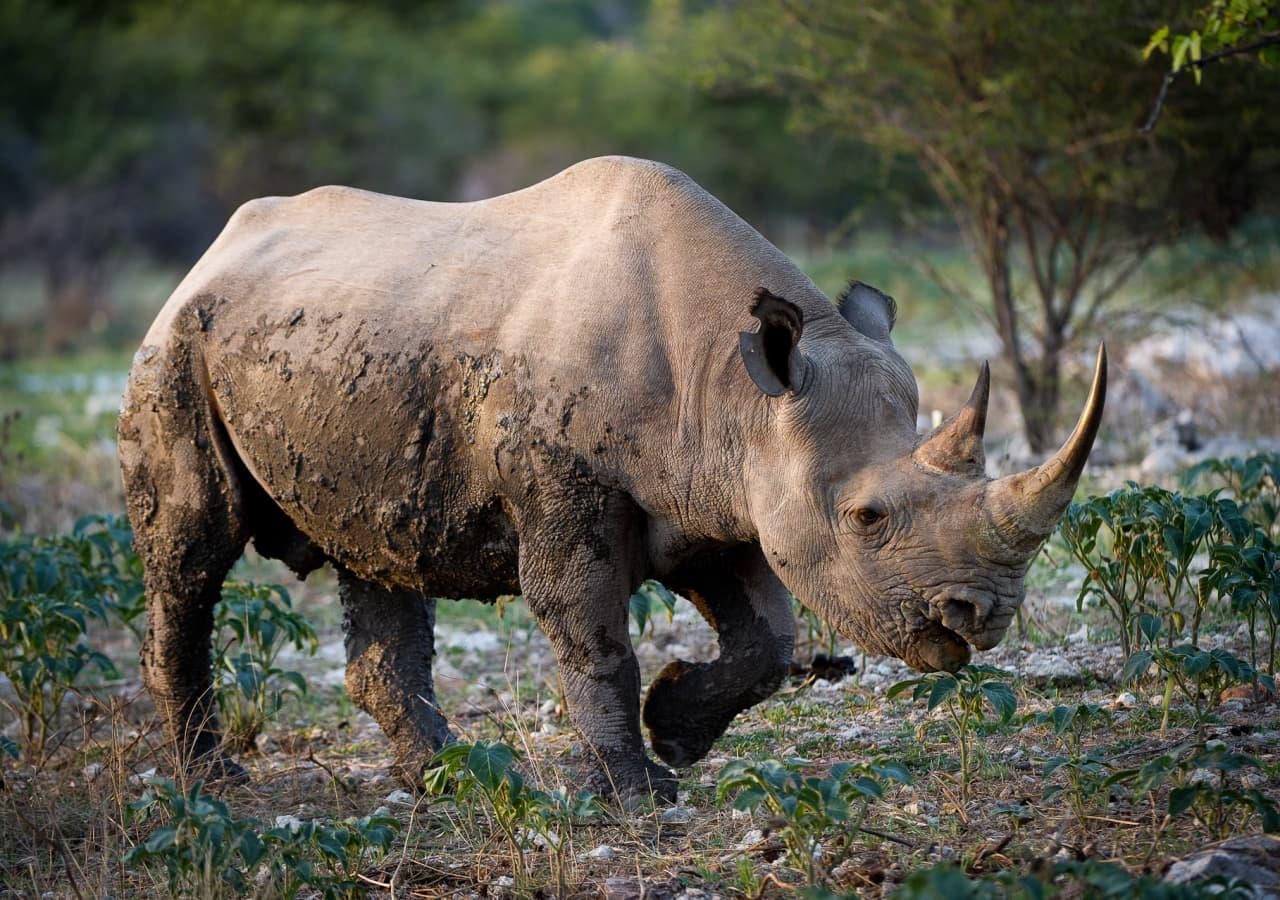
[1143,0,1280,130]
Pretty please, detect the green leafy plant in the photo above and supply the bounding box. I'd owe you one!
[1121,643,1272,733]
[716,756,911,886]
[1035,703,1115,827]
[125,777,398,898]
[0,514,141,762]
[629,579,678,637]
[425,740,603,893]
[212,582,317,754]
[887,858,1255,899]
[1108,742,1279,842]
[1183,451,1279,536]
[888,664,1017,806]
[1202,526,1280,672]
[1057,485,1225,655]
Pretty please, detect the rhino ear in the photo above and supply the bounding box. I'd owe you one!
[739,287,805,397]
[837,281,896,345]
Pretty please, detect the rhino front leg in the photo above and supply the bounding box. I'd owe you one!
[338,570,453,785]
[518,514,677,804]
[643,545,795,768]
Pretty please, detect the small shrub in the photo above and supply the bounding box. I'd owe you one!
[716,756,911,887]
[425,740,603,893]
[0,514,140,762]
[212,581,317,754]
[1107,742,1279,841]
[832,859,1256,899]
[1034,703,1114,826]
[1057,485,1227,655]
[629,580,678,637]
[1121,644,1272,732]
[125,777,398,898]
[1183,451,1279,537]
[887,664,1017,805]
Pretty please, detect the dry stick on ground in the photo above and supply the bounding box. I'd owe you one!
[306,747,357,795]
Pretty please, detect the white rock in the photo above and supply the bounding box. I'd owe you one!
[128,767,158,786]
[737,828,765,849]
[586,844,616,860]
[1112,692,1138,710]
[384,789,415,806]
[837,724,867,741]
[1149,694,1165,707]
[517,826,560,849]
[659,806,695,824]
[538,698,559,718]
[1066,623,1090,644]
[82,763,103,780]
[1165,835,1280,896]
[436,626,503,653]
[492,875,515,888]
[274,815,305,831]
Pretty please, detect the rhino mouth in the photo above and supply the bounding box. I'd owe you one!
[902,619,972,673]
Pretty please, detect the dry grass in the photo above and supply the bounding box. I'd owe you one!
[2,585,1276,898]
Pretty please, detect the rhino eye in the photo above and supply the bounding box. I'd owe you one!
[853,507,886,528]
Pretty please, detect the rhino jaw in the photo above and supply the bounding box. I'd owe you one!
[902,620,972,673]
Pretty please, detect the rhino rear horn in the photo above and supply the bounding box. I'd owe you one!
[913,361,990,476]
[740,287,805,397]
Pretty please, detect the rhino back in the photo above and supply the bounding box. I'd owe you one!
[147,157,835,589]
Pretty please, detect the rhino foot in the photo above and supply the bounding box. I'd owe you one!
[584,751,678,806]
[643,660,727,768]
[185,750,250,786]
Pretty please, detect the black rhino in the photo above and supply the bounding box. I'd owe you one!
[118,156,1105,800]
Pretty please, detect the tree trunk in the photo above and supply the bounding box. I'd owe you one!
[978,188,1064,456]
[1011,353,1062,456]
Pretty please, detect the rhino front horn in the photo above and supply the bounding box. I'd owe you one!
[913,361,990,476]
[984,345,1108,555]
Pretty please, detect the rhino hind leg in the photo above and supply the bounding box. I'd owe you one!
[119,335,252,780]
[338,570,453,785]
[643,546,795,768]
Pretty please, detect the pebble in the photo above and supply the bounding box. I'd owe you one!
[82,763,103,780]
[585,844,617,860]
[274,815,305,831]
[128,767,157,786]
[1112,692,1138,709]
[737,828,764,849]
[659,806,695,824]
[383,790,415,806]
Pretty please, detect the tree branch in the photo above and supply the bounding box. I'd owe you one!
[1142,31,1280,133]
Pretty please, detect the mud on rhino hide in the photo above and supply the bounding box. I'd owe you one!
[118,155,1106,801]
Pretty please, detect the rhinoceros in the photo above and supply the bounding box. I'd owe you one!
[118,156,1105,800]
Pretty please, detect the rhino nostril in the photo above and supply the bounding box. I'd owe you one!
[938,595,992,634]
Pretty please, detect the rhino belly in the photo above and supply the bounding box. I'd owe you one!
[208,335,522,599]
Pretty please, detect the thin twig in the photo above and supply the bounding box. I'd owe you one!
[858,825,917,848]
[1142,32,1280,132]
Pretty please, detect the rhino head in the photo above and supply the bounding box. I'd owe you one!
[739,283,1106,672]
